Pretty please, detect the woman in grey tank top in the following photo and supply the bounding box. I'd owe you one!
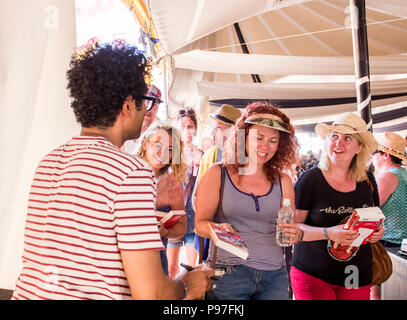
[195,102,303,300]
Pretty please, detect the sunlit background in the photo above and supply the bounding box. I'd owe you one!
[74,0,323,158]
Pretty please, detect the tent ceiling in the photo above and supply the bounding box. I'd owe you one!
[142,0,407,134]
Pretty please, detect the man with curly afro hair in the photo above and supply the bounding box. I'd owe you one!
[12,41,213,300]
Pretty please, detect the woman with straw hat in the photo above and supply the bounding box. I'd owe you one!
[290,112,384,300]
[372,132,407,247]
[370,132,407,300]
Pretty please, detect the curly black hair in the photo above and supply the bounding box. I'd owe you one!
[66,40,152,128]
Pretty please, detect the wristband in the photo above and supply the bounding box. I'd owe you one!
[299,229,304,242]
[323,228,331,247]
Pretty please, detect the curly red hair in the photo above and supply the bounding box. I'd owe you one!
[226,101,298,184]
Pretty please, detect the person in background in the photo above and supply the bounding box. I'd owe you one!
[372,132,407,247]
[121,84,163,154]
[167,107,202,278]
[196,104,242,183]
[291,112,384,300]
[370,132,407,300]
[195,101,302,300]
[11,42,213,300]
[135,122,188,276]
[192,104,242,262]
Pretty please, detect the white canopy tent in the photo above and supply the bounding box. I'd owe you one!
[0,0,78,290]
[139,0,407,135]
[1,0,406,293]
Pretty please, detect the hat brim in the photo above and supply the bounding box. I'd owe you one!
[315,123,378,154]
[244,118,291,133]
[377,145,407,165]
[209,113,235,126]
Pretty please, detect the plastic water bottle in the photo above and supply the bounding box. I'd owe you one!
[276,198,294,247]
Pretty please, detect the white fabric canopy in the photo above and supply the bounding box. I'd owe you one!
[174,50,407,75]
[142,0,407,134]
[197,79,407,100]
[368,0,407,18]
[0,0,78,290]
[149,0,313,56]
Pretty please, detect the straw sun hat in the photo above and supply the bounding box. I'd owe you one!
[376,132,407,165]
[209,104,242,126]
[315,112,378,154]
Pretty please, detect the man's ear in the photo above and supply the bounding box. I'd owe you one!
[121,96,133,115]
[141,138,147,153]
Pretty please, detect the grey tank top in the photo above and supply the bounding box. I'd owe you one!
[209,168,285,271]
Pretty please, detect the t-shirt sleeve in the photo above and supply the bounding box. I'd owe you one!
[113,168,164,251]
[294,168,316,211]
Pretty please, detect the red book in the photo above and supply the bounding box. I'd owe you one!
[343,207,385,247]
[209,224,249,260]
[155,210,185,228]
[328,207,386,261]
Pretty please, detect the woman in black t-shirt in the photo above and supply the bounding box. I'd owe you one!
[291,113,384,300]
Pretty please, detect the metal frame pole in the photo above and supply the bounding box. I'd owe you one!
[349,0,373,131]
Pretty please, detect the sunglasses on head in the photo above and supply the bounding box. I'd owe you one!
[178,108,196,118]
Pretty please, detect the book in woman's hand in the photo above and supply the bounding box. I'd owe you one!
[209,224,249,260]
[155,210,185,228]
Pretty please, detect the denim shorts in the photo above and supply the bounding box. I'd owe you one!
[211,264,289,300]
[167,233,195,248]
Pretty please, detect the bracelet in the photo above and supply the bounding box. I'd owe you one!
[323,228,331,247]
[299,229,304,242]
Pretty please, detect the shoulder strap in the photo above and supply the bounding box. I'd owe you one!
[365,169,380,207]
[210,164,226,268]
[214,164,226,223]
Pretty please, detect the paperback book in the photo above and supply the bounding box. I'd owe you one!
[343,207,385,247]
[209,224,249,260]
[155,210,185,229]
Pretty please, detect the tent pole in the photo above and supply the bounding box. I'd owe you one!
[161,57,169,121]
[233,23,261,83]
[349,0,372,131]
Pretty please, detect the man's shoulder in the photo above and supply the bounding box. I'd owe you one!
[42,137,153,177]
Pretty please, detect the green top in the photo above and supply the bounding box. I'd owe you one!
[381,167,407,245]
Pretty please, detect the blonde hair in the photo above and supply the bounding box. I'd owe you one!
[135,122,187,184]
[318,132,371,182]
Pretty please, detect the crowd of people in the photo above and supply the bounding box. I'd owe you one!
[11,42,407,300]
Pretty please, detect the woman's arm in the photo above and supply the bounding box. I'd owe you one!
[156,173,187,239]
[376,171,398,206]
[159,215,187,239]
[279,174,303,244]
[194,164,222,238]
[296,209,359,245]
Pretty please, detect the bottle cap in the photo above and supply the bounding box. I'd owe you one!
[282,198,290,207]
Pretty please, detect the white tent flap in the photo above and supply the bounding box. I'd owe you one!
[174,49,407,75]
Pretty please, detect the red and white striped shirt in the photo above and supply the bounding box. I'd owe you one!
[12,136,164,300]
